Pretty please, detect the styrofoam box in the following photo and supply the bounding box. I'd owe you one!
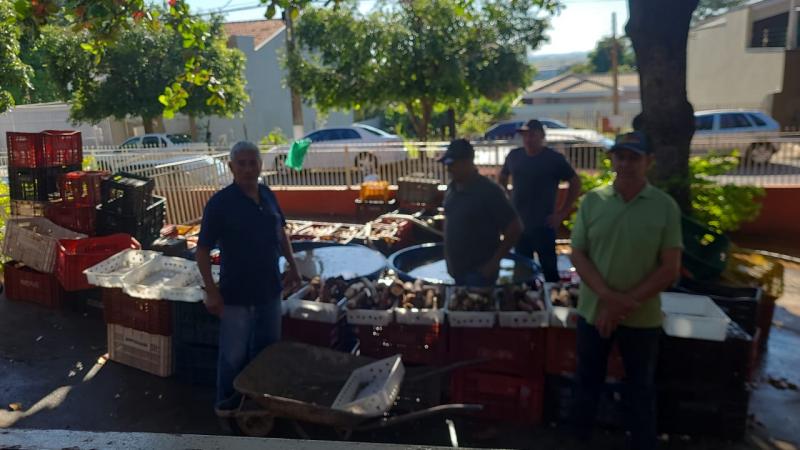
[497,286,551,328]
[84,249,160,288]
[332,355,405,417]
[286,285,346,324]
[660,292,731,342]
[545,282,580,328]
[393,285,446,325]
[121,256,219,302]
[445,287,497,328]
[347,307,394,326]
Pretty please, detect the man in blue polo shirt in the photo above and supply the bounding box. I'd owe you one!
[197,141,300,412]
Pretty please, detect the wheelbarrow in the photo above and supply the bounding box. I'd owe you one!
[216,341,482,439]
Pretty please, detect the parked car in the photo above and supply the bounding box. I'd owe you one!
[483,119,614,149]
[691,109,781,163]
[119,133,202,149]
[263,124,406,173]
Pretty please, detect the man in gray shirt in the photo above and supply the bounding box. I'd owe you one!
[498,119,581,281]
[441,139,522,286]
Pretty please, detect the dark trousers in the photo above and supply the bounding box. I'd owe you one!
[515,226,559,282]
[572,317,661,450]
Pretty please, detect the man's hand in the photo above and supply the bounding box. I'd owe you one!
[479,258,500,282]
[595,306,618,338]
[546,211,566,230]
[601,291,639,321]
[205,290,224,317]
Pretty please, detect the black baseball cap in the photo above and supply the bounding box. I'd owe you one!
[609,131,652,155]
[517,119,545,133]
[438,139,475,165]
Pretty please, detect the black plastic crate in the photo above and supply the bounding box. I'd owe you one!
[657,322,752,388]
[100,172,155,218]
[9,165,81,202]
[173,343,218,387]
[173,300,220,347]
[672,278,762,335]
[150,236,188,257]
[657,382,750,440]
[96,195,165,247]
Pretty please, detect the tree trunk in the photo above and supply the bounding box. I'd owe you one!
[143,117,155,134]
[420,99,433,142]
[626,0,699,212]
[189,115,198,141]
[447,108,456,140]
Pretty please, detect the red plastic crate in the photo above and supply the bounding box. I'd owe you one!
[281,316,342,348]
[355,323,448,365]
[545,327,625,379]
[449,327,546,377]
[4,261,67,308]
[102,288,172,336]
[59,171,109,206]
[45,201,96,235]
[450,369,544,425]
[6,130,82,168]
[55,233,140,291]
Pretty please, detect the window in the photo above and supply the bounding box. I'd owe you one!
[142,136,161,147]
[750,13,788,48]
[305,130,328,142]
[121,137,141,147]
[695,115,714,131]
[747,113,767,127]
[719,113,753,130]
[337,129,361,140]
[539,120,568,129]
[167,134,192,144]
[487,122,520,139]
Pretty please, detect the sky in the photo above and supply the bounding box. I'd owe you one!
[186,0,630,55]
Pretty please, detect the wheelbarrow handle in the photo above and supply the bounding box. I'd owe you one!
[354,403,483,431]
[404,358,491,384]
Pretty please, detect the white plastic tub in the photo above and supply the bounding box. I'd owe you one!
[83,249,160,288]
[497,286,551,328]
[121,256,219,302]
[286,285,346,323]
[346,307,394,326]
[445,287,497,328]
[661,292,731,342]
[331,355,405,417]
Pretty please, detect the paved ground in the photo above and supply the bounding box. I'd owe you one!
[0,264,799,449]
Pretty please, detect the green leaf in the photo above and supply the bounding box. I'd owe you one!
[80,42,95,53]
[266,4,276,19]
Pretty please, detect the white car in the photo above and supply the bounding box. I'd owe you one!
[483,119,614,149]
[691,109,782,163]
[119,133,205,149]
[263,124,406,173]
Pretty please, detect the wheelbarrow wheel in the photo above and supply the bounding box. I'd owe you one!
[233,413,275,437]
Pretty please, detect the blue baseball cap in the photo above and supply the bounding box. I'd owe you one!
[609,131,651,155]
[438,139,475,165]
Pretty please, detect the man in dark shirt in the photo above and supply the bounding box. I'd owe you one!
[498,119,582,282]
[197,141,300,412]
[441,139,522,286]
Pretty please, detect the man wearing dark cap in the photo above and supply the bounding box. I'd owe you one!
[440,139,522,286]
[498,119,581,282]
[569,131,682,450]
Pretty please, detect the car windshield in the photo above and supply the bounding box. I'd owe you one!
[167,134,192,144]
[353,124,394,137]
[539,119,568,129]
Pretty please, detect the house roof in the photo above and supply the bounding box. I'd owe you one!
[523,72,639,97]
[223,20,285,50]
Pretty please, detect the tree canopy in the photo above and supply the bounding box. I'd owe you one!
[36,16,247,132]
[571,36,637,74]
[288,0,559,140]
[693,0,746,23]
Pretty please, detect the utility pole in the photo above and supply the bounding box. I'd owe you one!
[611,12,620,122]
[285,7,305,139]
[788,0,798,50]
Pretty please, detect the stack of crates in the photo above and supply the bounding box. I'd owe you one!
[96,172,165,248]
[6,131,83,216]
[45,171,110,235]
[171,301,220,386]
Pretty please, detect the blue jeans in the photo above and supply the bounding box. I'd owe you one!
[572,317,661,450]
[216,299,282,407]
[515,226,559,282]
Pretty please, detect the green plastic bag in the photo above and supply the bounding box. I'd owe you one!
[286,138,311,172]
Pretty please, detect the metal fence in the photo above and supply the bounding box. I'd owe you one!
[2,134,800,224]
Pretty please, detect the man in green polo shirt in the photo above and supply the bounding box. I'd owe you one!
[569,131,682,450]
